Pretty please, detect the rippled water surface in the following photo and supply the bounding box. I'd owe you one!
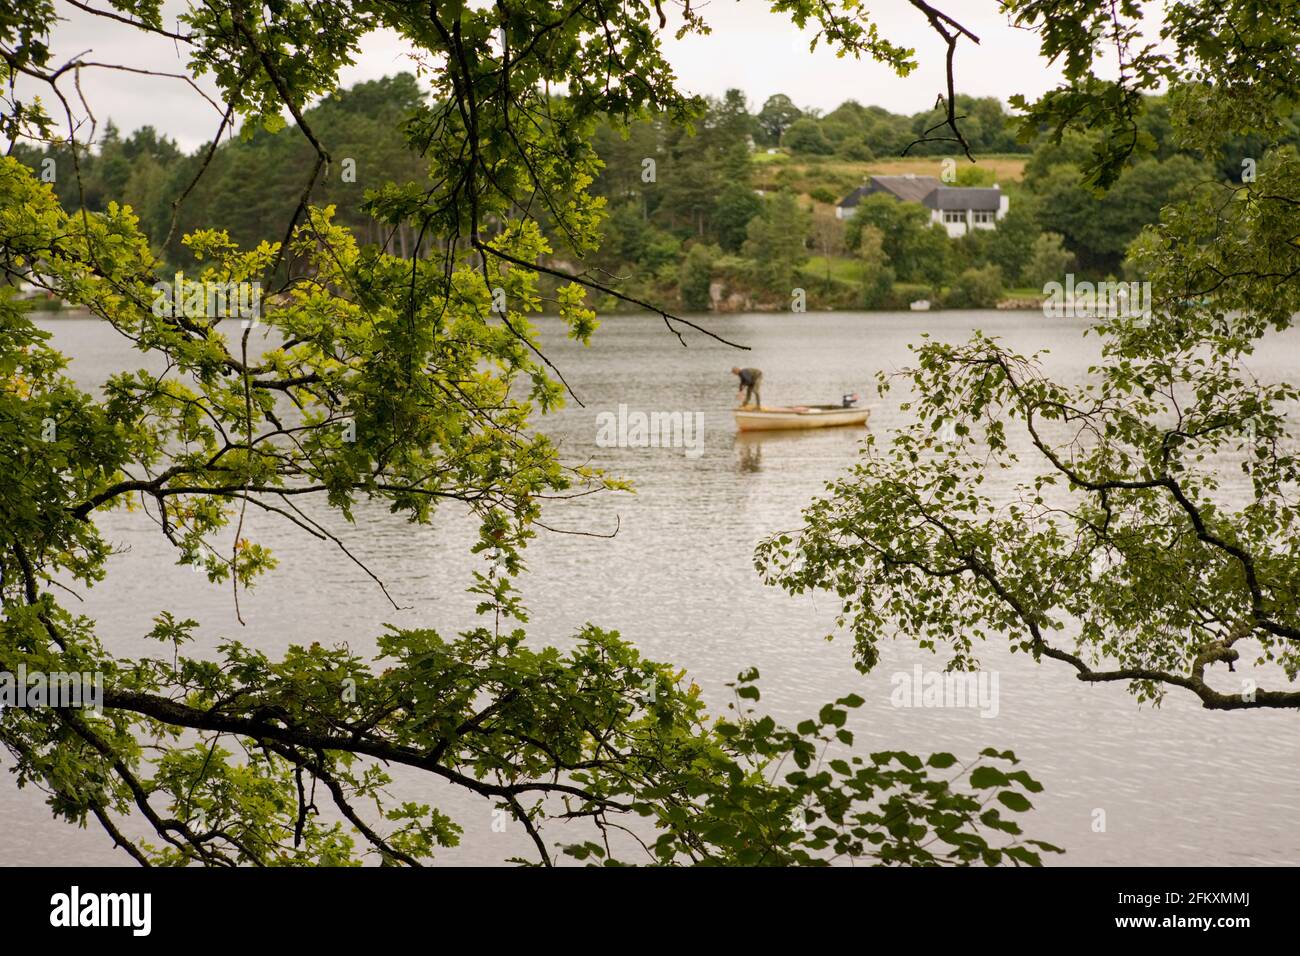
[3,310,1298,866]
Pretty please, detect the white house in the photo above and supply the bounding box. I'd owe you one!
[836,174,1008,237]
[922,185,1010,237]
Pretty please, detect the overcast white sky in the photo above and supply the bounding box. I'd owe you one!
[26,1,1078,152]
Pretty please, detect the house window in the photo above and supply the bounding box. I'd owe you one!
[973,210,996,224]
[942,210,966,224]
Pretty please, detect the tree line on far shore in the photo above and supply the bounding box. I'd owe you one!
[13,76,1298,313]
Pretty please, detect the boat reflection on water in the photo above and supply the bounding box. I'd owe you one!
[733,419,869,473]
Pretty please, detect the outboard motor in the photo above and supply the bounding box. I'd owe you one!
[841,392,860,408]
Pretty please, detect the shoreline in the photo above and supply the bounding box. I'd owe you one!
[24,301,1051,319]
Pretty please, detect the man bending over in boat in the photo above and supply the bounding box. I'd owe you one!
[732,367,763,408]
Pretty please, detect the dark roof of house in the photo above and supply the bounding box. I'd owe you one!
[838,184,872,208]
[869,175,942,203]
[922,186,1003,211]
[838,174,942,208]
[839,177,1005,213]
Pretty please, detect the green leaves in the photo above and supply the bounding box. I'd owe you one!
[579,667,1056,867]
[998,791,1033,813]
[1001,1,1300,189]
[818,703,847,727]
[969,765,1009,788]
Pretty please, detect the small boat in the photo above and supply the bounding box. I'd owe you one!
[909,299,931,311]
[734,404,871,432]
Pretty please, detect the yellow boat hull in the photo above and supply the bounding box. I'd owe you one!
[734,406,871,432]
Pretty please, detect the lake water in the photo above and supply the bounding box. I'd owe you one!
[2,309,1298,866]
